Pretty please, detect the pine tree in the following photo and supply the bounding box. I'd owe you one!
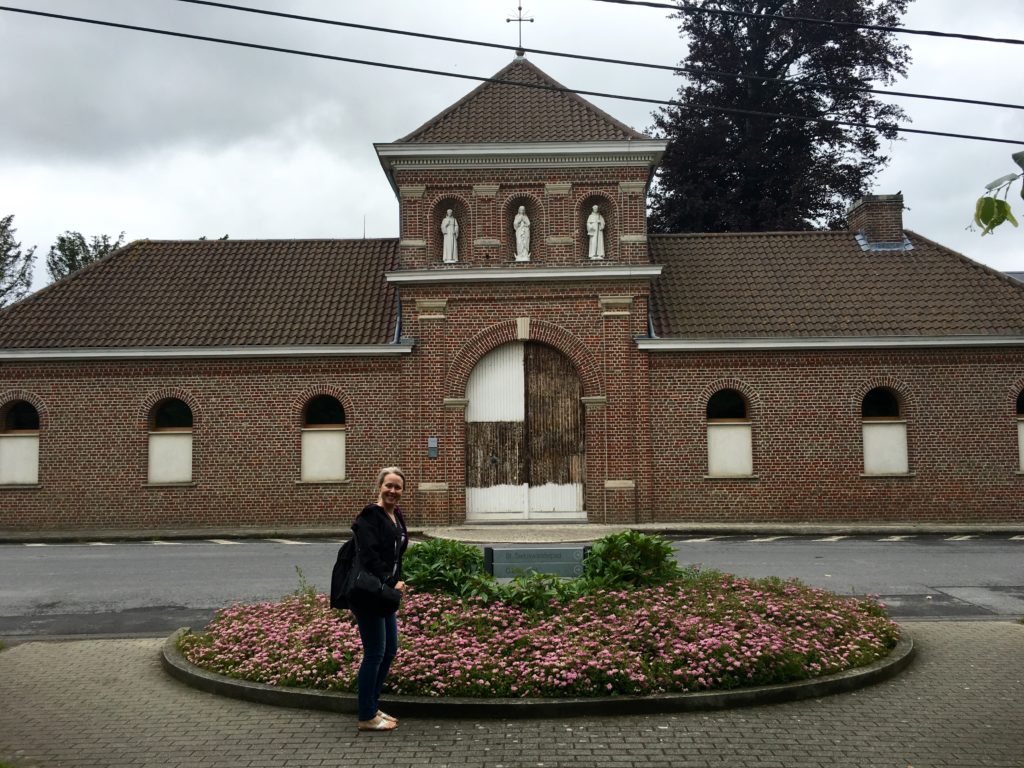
[649,0,910,233]
[0,214,37,308]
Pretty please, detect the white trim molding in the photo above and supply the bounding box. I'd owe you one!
[637,335,1024,351]
[387,265,662,285]
[0,344,415,361]
[375,140,667,194]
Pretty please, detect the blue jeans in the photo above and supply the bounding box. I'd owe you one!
[351,608,399,721]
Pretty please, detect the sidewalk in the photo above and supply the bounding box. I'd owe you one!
[3,520,1024,544]
[2,621,1022,767]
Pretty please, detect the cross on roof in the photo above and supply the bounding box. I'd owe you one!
[506,4,534,55]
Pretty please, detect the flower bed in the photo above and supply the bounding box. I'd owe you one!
[178,573,899,699]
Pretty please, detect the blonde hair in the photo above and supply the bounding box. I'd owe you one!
[375,466,406,493]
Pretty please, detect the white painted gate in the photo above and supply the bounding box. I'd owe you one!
[465,342,585,522]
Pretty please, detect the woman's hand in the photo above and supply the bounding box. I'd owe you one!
[394,581,406,592]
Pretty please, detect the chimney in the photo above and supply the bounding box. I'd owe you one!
[847,193,908,251]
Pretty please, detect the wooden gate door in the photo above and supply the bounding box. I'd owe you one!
[465,342,585,521]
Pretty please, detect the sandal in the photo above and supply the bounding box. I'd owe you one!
[377,710,398,723]
[357,716,397,731]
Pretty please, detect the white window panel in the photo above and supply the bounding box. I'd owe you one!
[301,428,346,482]
[707,422,753,477]
[0,434,39,484]
[148,432,192,484]
[862,421,909,475]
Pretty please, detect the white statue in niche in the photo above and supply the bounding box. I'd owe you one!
[441,209,459,263]
[586,204,605,260]
[513,205,531,261]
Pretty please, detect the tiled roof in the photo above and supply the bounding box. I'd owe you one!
[0,238,400,349]
[398,56,647,144]
[649,231,1024,338]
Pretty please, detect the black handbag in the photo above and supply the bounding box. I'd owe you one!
[336,537,401,613]
[351,567,402,611]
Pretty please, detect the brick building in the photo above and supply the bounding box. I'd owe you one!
[2,56,1023,532]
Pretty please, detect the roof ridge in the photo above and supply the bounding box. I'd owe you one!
[397,58,521,143]
[397,55,647,144]
[650,229,847,238]
[139,237,402,244]
[511,57,646,141]
[0,239,143,317]
[905,229,1024,296]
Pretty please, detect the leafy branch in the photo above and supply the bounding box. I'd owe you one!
[971,150,1024,235]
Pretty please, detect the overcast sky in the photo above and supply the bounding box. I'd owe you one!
[1,0,1022,294]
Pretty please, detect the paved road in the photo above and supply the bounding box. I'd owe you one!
[1,535,1022,639]
[668,533,1024,619]
[1,621,1022,767]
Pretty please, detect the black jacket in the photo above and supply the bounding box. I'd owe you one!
[351,502,408,592]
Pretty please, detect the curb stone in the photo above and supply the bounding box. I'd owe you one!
[4,521,1024,544]
[161,627,915,718]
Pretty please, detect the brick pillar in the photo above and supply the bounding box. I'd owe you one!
[544,182,574,260]
[398,185,428,269]
[408,296,452,524]
[472,184,500,263]
[597,294,640,523]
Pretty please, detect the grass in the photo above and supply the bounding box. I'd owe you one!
[178,570,899,699]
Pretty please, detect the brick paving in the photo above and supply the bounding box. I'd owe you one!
[1,622,1022,768]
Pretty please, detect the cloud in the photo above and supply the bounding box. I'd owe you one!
[0,0,1021,293]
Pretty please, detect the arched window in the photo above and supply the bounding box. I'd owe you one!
[153,398,193,430]
[0,400,40,485]
[301,395,346,482]
[861,387,908,475]
[304,395,345,426]
[148,398,193,484]
[862,387,900,418]
[706,388,753,477]
[707,389,747,420]
[5,401,40,431]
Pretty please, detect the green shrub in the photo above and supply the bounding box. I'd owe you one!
[500,571,583,612]
[404,531,684,605]
[403,538,487,596]
[581,530,681,589]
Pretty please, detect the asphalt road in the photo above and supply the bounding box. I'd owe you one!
[668,533,1024,620]
[0,534,1021,639]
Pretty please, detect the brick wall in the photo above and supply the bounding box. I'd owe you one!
[0,357,407,531]
[649,348,1024,522]
[3,343,1022,530]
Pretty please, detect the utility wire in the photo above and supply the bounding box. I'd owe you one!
[593,0,1024,47]
[1,5,1022,146]
[171,0,1024,113]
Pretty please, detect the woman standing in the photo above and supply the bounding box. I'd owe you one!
[350,466,409,731]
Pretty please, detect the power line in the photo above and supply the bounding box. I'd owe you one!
[173,0,1023,113]
[1,5,1022,146]
[593,0,1024,47]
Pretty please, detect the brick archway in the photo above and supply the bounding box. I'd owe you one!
[445,319,602,399]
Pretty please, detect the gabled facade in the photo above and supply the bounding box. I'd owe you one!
[1,56,1022,532]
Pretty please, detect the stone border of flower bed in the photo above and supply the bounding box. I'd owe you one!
[161,627,914,718]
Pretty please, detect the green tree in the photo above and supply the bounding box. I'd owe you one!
[0,214,36,308]
[649,0,911,233]
[46,230,126,282]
